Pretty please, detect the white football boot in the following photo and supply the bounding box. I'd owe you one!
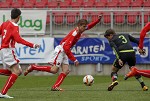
[0,93,14,98]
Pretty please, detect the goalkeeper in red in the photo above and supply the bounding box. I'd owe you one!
[24,15,102,91]
[125,22,150,79]
[0,8,39,98]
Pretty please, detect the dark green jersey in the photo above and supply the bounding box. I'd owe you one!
[109,34,139,59]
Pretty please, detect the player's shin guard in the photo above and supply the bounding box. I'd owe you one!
[111,72,118,82]
[1,73,18,95]
[0,69,11,76]
[52,73,67,88]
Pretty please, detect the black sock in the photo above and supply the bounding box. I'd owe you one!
[140,82,146,88]
[135,75,145,88]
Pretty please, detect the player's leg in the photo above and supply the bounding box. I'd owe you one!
[108,59,122,91]
[51,64,69,91]
[108,65,119,91]
[51,54,69,91]
[111,67,119,82]
[24,46,62,76]
[134,75,148,91]
[108,52,127,91]
[0,48,21,98]
[24,64,52,76]
[0,51,12,76]
[136,69,150,78]
[125,67,148,91]
[125,66,150,78]
[0,69,12,76]
[126,52,148,91]
[124,66,137,79]
[1,64,22,98]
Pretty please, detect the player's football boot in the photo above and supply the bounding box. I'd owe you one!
[0,93,13,98]
[24,64,34,76]
[107,81,118,91]
[142,86,148,91]
[51,87,64,91]
[124,67,137,80]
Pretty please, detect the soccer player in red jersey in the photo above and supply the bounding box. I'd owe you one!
[125,22,150,80]
[0,8,39,98]
[24,15,102,91]
[139,22,150,50]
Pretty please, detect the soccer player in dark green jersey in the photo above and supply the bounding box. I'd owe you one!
[104,29,148,91]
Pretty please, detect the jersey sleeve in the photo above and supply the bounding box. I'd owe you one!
[63,32,77,62]
[0,25,1,35]
[12,27,34,48]
[86,19,100,30]
[128,34,139,45]
[109,41,120,59]
[139,22,150,49]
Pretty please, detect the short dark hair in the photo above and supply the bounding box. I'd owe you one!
[77,19,88,26]
[104,29,116,37]
[11,8,21,19]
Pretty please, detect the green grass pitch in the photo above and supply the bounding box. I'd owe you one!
[0,75,150,101]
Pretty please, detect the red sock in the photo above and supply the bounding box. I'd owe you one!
[137,69,150,78]
[1,73,18,95]
[0,69,11,76]
[52,73,67,88]
[32,65,51,72]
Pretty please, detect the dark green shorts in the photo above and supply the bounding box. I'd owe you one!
[113,52,136,69]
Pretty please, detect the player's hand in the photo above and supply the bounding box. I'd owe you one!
[118,59,123,66]
[34,44,40,49]
[74,60,79,67]
[98,15,103,20]
[138,48,146,55]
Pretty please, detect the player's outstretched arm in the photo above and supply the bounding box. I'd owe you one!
[13,30,40,48]
[15,36,38,48]
[86,15,102,30]
[139,22,150,49]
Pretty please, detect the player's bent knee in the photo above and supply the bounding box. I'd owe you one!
[51,66,59,74]
[18,72,22,76]
[13,70,22,76]
[18,69,22,75]
[51,71,58,74]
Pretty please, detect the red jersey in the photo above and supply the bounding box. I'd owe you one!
[60,19,100,62]
[0,21,34,49]
[139,22,150,49]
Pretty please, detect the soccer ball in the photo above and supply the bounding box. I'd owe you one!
[83,75,94,86]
